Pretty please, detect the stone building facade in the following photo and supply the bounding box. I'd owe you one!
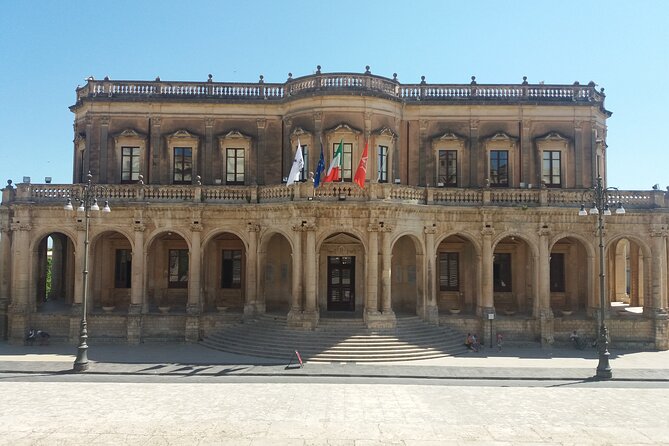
[1,67,668,349]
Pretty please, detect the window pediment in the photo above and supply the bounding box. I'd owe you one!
[290,127,311,138]
[485,132,517,144]
[535,132,570,148]
[374,126,397,140]
[114,129,146,143]
[219,130,251,142]
[326,123,361,135]
[167,129,199,145]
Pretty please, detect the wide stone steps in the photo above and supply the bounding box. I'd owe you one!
[200,314,468,362]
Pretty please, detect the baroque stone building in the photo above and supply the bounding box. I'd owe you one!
[1,67,668,349]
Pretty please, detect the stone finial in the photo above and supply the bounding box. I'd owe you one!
[393,73,398,82]
[600,88,605,95]
[365,65,371,74]
[420,75,426,84]
[259,74,264,83]
[588,81,595,87]
[208,74,213,82]
[137,174,144,185]
[104,76,110,81]
[87,75,95,81]
[471,76,477,85]
[6,179,13,189]
[573,81,580,86]
[287,72,293,81]
[522,76,528,85]
[316,65,322,74]
[155,76,161,82]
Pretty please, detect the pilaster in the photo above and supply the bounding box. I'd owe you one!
[244,223,261,318]
[287,223,304,325]
[131,220,145,309]
[469,119,480,186]
[255,118,266,185]
[480,225,494,314]
[364,223,380,319]
[423,224,438,324]
[99,116,110,183]
[150,116,162,184]
[204,117,214,184]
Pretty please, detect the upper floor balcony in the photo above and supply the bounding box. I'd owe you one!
[4,181,665,211]
[72,67,607,110]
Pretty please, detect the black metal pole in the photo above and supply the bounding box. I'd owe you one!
[595,176,612,379]
[73,177,91,372]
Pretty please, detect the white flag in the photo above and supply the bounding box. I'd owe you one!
[286,138,304,186]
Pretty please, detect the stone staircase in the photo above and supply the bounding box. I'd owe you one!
[200,314,468,362]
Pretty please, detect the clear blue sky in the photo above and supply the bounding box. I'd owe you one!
[1,0,666,190]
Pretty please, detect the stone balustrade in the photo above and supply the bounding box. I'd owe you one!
[75,71,604,106]
[5,182,666,210]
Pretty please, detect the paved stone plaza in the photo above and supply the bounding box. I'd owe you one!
[1,380,668,445]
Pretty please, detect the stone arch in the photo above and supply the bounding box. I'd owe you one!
[89,230,134,311]
[145,230,191,312]
[491,234,537,316]
[202,230,247,312]
[548,235,590,314]
[436,232,481,314]
[317,228,368,254]
[606,233,652,311]
[318,231,365,313]
[32,231,76,312]
[259,231,293,313]
[391,233,424,315]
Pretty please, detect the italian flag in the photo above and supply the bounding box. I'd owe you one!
[323,139,343,182]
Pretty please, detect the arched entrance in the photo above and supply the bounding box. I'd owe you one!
[202,232,246,312]
[319,232,364,314]
[437,234,479,314]
[34,232,75,312]
[493,236,535,315]
[260,232,292,313]
[609,237,645,308]
[391,235,423,315]
[550,236,589,315]
[146,231,190,312]
[90,230,133,311]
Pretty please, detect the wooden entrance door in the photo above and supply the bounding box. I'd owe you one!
[327,256,355,311]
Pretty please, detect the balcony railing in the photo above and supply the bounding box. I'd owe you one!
[74,71,605,107]
[5,182,666,210]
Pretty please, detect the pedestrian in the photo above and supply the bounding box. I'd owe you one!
[496,333,503,352]
[472,334,480,352]
[464,333,473,350]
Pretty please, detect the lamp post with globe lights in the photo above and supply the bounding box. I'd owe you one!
[64,172,111,372]
[578,175,625,379]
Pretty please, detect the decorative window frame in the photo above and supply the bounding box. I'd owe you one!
[372,127,397,184]
[535,132,570,188]
[167,130,200,184]
[325,123,362,182]
[432,132,466,187]
[113,129,147,184]
[218,130,252,185]
[484,132,518,187]
[289,127,313,180]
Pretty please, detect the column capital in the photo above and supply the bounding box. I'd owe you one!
[522,119,531,130]
[247,222,261,233]
[9,222,31,232]
[537,227,551,237]
[205,117,215,127]
[151,116,162,126]
[423,225,437,235]
[133,223,146,232]
[256,118,266,129]
[574,120,583,131]
[651,228,669,238]
[99,115,110,126]
[470,119,480,130]
[313,112,322,122]
[367,223,380,232]
[481,227,494,237]
[190,223,203,232]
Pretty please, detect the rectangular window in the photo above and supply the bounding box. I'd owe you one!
[542,151,562,187]
[168,249,189,288]
[114,249,132,288]
[490,150,509,187]
[300,144,309,181]
[334,143,353,181]
[439,252,459,291]
[550,253,566,292]
[173,147,192,184]
[221,249,242,288]
[378,145,388,183]
[438,150,457,186]
[226,148,245,185]
[493,253,512,292]
[121,147,140,183]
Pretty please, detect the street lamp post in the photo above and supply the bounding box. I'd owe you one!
[64,172,111,372]
[579,175,624,379]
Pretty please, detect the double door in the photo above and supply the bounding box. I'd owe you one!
[327,256,355,311]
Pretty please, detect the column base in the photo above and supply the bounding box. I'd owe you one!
[7,310,28,344]
[243,302,266,319]
[127,312,142,344]
[365,310,396,329]
[654,310,669,350]
[539,308,555,347]
[424,305,439,325]
[185,315,200,342]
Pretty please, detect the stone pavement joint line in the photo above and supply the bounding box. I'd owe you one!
[1,342,669,381]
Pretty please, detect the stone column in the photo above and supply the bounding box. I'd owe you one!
[244,223,261,317]
[99,116,110,183]
[185,223,202,342]
[70,220,86,342]
[424,225,438,323]
[128,221,145,344]
[630,244,640,307]
[538,226,554,346]
[615,242,628,302]
[150,116,162,184]
[287,224,303,323]
[650,228,668,313]
[480,226,494,314]
[8,223,31,343]
[204,118,214,184]
[365,223,379,317]
[0,227,10,340]
[303,224,318,328]
[381,227,393,314]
